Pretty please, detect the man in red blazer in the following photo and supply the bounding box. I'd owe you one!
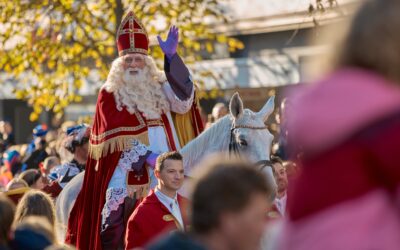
[125,151,189,249]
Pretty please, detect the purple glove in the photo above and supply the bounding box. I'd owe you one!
[157,25,179,60]
[146,152,159,169]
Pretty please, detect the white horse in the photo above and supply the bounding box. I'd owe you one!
[56,93,276,241]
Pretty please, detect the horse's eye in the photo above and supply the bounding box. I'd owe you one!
[239,139,248,147]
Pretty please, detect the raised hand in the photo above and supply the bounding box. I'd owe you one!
[157,25,179,59]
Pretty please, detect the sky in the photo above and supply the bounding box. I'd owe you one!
[226,0,356,20]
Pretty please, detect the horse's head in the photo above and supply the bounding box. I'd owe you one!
[228,93,277,193]
[229,93,274,163]
[180,93,277,196]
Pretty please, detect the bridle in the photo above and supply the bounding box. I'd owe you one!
[229,122,273,171]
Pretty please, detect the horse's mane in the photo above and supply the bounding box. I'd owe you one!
[180,115,232,175]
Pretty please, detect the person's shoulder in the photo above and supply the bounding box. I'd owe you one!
[131,193,161,218]
[177,194,190,204]
[96,87,119,112]
[147,232,206,250]
[97,87,114,101]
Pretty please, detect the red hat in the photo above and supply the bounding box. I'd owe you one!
[116,11,149,56]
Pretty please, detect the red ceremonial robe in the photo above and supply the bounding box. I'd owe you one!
[65,89,148,250]
[66,82,203,249]
[124,190,189,249]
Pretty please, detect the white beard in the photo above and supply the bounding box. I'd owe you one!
[115,67,170,119]
[103,56,170,119]
[122,68,147,87]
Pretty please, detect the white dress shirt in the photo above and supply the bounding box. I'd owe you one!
[154,188,184,229]
[275,193,287,216]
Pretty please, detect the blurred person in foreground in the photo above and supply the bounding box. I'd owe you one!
[148,157,273,250]
[0,194,15,250]
[125,152,189,249]
[279,0,400,249]
[10,216,55,250]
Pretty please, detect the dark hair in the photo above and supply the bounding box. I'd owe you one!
[0,194,15,244]
[19,169,41,187]
[270,155,283,165]
[191,159,272,234]
[155,151,183,172]
[43,156,60,171]
[65,137,89,154]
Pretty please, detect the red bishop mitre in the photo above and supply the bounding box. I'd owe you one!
[116,11,149,56]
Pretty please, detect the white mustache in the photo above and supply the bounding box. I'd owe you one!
[122,68,147,85]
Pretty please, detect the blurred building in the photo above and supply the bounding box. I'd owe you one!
[195,0,359,112]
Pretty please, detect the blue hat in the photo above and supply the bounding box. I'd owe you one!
[64,124,90,153]
[4,149,20,163]
[33,124,48,137]
[66,124,86,136]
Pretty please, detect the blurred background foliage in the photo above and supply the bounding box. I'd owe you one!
[0,0,244,121]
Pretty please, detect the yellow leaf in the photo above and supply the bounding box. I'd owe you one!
[60,99,68,107]
[15,90,24,99]
[30,112,39,121]
[74,95,82,102]
[53,104,62,113]
[95,59,102,68]
[33,105,42,113]
[236,41,245,49]
[74,79,83,88]
[217,35,227,43]
[47,60,56,69]
[106,47,114,56]
[168,9,177,17]
[206,42,213,53]
[4,64,11,72]
[193,43,201,51]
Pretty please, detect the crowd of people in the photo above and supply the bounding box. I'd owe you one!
[1,0,400,249]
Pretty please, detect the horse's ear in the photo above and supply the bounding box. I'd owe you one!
[258,96,275,122]
[229,92,244,119]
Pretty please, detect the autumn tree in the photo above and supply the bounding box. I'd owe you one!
[0,0,243,121]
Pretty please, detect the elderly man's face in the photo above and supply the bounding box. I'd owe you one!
[122,53,145,73]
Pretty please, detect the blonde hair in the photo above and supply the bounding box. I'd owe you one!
[102,54,170,118]
[336,0,400,83]
[6,178,28,191]
[13,190,56,231]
